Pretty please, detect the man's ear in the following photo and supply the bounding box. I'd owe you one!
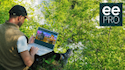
[18,15,22,21]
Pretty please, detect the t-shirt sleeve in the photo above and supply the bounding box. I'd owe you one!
[17,36,28,53]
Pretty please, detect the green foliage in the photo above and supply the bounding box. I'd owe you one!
[0,0,17,24]
[42,0,125,70]
[1,0,125,70]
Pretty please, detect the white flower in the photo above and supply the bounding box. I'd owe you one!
[79,47,84,50]
[78,41,82,45]
[85,62,87,64]
[90,9,93,11]
[58,47,63,52]
[26,27,28,29]
[72,43,75,46]
[29,26,33,29]
[53,29,55,31]
[68,44,73,48]
[96,26,105,29]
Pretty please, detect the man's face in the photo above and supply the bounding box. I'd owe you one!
[17,16,25,27]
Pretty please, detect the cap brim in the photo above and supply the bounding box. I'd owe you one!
[25,16,31,20]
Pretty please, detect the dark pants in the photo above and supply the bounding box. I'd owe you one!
[0,65,5,70]
[29,51,61,70]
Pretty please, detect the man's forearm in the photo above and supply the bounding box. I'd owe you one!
[25,46,38,67]
[24,52,35,67]
[30,52,35,64]
[20,50,35,67]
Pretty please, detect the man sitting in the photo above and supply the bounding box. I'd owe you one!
[0,5,72,70]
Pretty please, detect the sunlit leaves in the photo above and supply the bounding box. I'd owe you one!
[1,0,125,70]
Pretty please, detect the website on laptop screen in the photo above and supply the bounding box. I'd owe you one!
[34,27,58,49]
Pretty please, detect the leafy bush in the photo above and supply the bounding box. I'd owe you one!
[1,0,125,70]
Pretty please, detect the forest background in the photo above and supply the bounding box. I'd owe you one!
[0,0,125,70]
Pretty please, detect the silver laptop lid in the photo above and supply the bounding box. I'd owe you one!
[34,27,58,49]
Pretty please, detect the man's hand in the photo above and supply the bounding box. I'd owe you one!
[30,46,39,56]
[28,35,35,44]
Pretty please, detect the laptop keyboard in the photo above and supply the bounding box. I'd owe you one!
[28,43,53,56]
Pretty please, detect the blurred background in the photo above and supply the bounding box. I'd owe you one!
[0,0,125,70]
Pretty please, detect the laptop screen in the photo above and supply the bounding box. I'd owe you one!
[34,27,58,49]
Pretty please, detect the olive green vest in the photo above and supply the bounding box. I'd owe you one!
[0,21,29,70]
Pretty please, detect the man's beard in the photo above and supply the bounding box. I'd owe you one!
[17,22,22,28]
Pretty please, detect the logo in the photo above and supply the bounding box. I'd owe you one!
[100,3,122,26]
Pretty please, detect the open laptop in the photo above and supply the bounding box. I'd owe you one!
[28,27,58,56]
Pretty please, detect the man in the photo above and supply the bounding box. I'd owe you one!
[0,5,39,70]
[0,5,71,70]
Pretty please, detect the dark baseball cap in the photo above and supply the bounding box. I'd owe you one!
[9,5,30,20]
